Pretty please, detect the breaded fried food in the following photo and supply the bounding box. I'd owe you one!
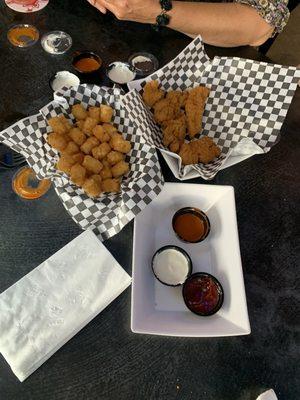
[100,166,113,180]
[169,139,183,153]
[111,161,129,178]
[100,105,113,123]
[92,125,110,142]
[153,98,180,124]
[88,107,101,122]
[92,143,111,160]
[82,176,102,197]
[59,115,72,132]
[64,141,80,155]
[47,132,68,152]
[110,135,131,154]
[76,120,84,130]
[102,123,117,137]
[72,152,85,164]
[80,137,99,154]
[179,143,198,165]
[185,86,210,138]
[142,80,164,108]
[69,128,86,146]
[72,104,88,120]
[106,151,125,166]
[57,154,76,174]
[82,117,98,136]
[83,155,103,174]
[70,163,86,186]
[102,178,120,193]
[48,117,68,135]
[162,114,186,153]
[166,91,188,109]
[190,137,221,164]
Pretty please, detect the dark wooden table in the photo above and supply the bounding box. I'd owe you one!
[0,1,299,399]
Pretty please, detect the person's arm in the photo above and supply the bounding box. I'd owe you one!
[88,0,274,47]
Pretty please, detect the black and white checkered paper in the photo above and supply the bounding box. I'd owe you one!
[0,85,164,241]
[127,36,300,180]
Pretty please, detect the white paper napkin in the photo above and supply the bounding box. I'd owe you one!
[0,230,131,382]
[257,389,278,400]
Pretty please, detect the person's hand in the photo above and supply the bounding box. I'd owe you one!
[87,0,160,23]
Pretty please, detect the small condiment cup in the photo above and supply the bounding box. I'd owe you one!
[72,51,102,74]
[172,207,210,244]
[106,61,136,85]
[128,52,159,77]
[182,272,224,316]
[12,166,51,200]
[151,245,192,287]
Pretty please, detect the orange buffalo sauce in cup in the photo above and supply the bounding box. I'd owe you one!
[13,167,51,200]
[172,207,210,243]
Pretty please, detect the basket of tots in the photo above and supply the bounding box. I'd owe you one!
[0,84,163,241]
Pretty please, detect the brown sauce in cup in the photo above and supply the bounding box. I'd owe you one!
[173,213,205,243]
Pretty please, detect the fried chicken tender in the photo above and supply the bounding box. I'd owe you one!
[162,113,186,153]
[70,163,86,186]
[106,151,125,166]
[80,137,99,154]
[48,117,68,135]
[64,141,80,155]
[102,178,120,193]
[110,135,131,154]
[92,143,111,160]
[88,107,101,122]
[185,86,210,138]
[100,105,113,123]
[72,104,88,121]
[111,161,129,178]
[69,128,86,146]
[169,139,183,153]
[47,132,68,152]
[190,137,221,164]
[179,143,198,165]
[153,98,180,124]
[83,155,103,174]
[82,176,102,198]
[166,91,188,109]
[82,117,98,136]
[142,80,164,108]
[92,125,110,142]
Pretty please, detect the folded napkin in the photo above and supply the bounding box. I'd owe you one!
[257,389,278,399]
[0,230,131,382]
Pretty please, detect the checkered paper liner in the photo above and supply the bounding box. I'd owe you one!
[127,36,300,180]
[0,85,164,241]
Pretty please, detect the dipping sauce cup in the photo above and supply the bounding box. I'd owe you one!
[172,207,210,243]
[72,51,102,74]
[182,272,224,316]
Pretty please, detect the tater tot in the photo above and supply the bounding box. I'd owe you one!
[83,155,103,174]
[72,104,87,120]
[76,120,84,130]
[80,137,99,154]
[48,117,68,135]
[88,107,101,122]
[92,125,110,142]
[100,166,112,180]
[102,178,120,193]
[69,128,86,146]
[90,174,102,185]
[64,141,80,155]
[70,163,86,186]
[110,135,131,154]
[102,123,117,137]
[72,152,85,164]
[59,115,72,132]
[83,117,98,136]
[111,161,129,178]
[47,132,68,152]
[82,176,102,198]
[56,154,75,175]
[106,151,124,165]
[92,143,111,160]
[100,105,113,123]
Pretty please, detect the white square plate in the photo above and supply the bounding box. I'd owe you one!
[131,183,251,337]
